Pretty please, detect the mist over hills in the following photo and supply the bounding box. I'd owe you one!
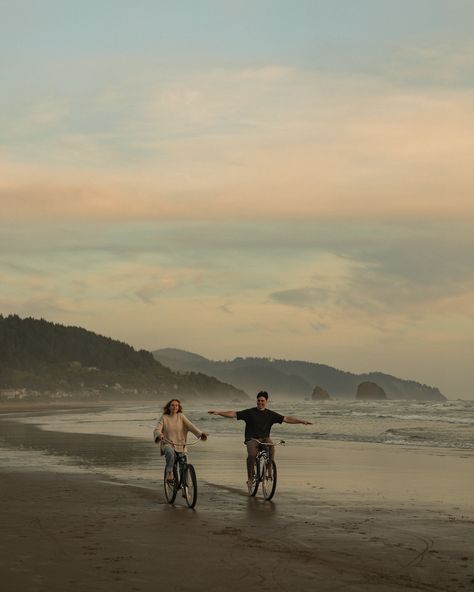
[153,348,446,401]
[0,315,446,403]
[0,315,247,402]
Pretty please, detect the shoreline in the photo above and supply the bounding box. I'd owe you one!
[1,414,474,591]
[0,400,115,415]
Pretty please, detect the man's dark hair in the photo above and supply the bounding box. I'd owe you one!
[257,391,269,400]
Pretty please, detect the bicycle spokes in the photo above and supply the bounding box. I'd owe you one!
[183,464,197,508]
[261,459,277,501]
[163,466,178,503]
[249,460,259,496]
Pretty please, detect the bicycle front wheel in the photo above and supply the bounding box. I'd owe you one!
[249,459,259,496]
[183,464,198,508]
[163,465,178,504]
[261,458,277,501]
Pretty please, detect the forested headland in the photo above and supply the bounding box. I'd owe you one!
[0,315,247,402]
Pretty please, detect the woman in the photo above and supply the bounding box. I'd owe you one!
[153,399,208,481]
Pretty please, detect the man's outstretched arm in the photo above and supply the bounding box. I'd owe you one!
[283,416,312,425]
[208,410,237,418]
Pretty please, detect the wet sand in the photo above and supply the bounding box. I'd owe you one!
[1,413,474,592]
[0,400,113,414]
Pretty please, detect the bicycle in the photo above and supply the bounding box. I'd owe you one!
[161,437,200,508]
[247,439,285,501]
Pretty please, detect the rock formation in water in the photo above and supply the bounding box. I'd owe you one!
[311,386,331,400]
[356,381,387,400]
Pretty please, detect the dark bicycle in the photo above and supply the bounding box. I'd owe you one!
[248,439,285,501]
[162,438,199,508]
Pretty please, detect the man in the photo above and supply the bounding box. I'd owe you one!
[208,390,312,487]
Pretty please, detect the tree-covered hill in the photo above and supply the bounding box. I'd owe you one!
[1,315,156,372]
[0,315,247,401]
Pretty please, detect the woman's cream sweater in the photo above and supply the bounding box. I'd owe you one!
[153,413,202,453]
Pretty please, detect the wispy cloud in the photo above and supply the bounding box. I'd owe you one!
[269,223,474,322]
[384,42,474,87]
[2,63,473,223]
[0,295,72,317]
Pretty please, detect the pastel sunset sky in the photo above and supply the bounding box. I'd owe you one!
[1,1,473,398]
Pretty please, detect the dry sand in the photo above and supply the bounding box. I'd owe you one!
[1,409,473,592]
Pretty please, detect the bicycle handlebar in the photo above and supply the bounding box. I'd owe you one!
[249,439,286,446]
[159,436,204,447]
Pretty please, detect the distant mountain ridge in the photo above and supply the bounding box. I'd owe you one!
[0,315,247,401]
[153,348,446,401]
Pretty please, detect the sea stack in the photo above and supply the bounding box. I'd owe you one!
[311,386,331,401]
[356,381,387,400]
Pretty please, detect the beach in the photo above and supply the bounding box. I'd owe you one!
[1,403,473,592]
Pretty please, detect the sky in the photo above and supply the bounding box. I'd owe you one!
[1,1,473,399]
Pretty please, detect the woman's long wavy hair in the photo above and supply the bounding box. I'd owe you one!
[163,398,183,415]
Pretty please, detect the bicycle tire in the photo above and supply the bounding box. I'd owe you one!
[261,458,277,501]
[249,459,260,496]
[163,464,178,504]
[183,464,198,508]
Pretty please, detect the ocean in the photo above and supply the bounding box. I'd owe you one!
[3,398,474,450]
[7,398,474,449]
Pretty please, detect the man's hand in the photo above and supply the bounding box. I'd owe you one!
[200,432,209,441]
[283,416,313,425]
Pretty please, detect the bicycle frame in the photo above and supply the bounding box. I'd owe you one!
[254,445,271,482]
[173,452,188,488]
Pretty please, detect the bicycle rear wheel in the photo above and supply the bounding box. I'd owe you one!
[163,465,178,504]
[183,464,197,508]
[248,459,260,496]
[261,459,277,501]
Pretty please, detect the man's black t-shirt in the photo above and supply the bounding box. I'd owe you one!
[236,407,284,441]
